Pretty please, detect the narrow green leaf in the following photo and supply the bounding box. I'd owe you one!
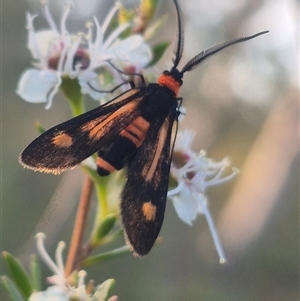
[82,246,130,267]
[35,121,45,134]
[89,229,124,251]
[2,252,32,299]
[83,166,110,220]
[95,214,118,241]
[29,254,41,291]
[88,279,115,301]
[1,276,26,301]
[147,42,170,67]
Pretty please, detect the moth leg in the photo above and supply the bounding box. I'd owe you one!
[176,97,185,117]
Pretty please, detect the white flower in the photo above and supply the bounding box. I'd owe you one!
[29,233,90,301]
[168,130,239,263]
[17,1,152,109]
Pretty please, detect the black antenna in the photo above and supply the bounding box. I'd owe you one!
[180,31,269,75]
[172,0,184,68]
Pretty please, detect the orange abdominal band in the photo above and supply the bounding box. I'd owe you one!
[157,74,181,97]
[97,157,116,174]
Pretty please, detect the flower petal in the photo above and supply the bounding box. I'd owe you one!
[29,286,68,301]
[29,30,60,59]
[108,35,152,68]
[78,71,105,101]
[16,69,60,105]
[171,186,199,225]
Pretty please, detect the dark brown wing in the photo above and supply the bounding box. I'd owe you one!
[121,110,178,256]
[20,88,145,174]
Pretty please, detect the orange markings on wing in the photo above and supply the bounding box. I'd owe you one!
[143,121,169,184]
[80,115,109,133]
[52,132,73,147]
[87,98,142,140]
[142,202,157,221]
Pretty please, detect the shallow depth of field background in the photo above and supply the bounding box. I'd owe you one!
[2,0,299,300]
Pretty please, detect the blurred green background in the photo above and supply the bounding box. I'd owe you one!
[2,0,299,300]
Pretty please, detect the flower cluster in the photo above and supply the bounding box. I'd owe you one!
[17,0,152,109]
[168,130,239,262]
[29,233,90,301]
[29,233,117,301]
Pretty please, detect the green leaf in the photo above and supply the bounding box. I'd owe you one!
[147,42,170,67]
[60,76,84,117]
[83,166,110,220]
[35,121,45,134]
[95,214,118,241]
[82,246,131,267]
[29,254,41,291]
[88,279,115,301]
[1,276,26,301]
[2,252,32,300]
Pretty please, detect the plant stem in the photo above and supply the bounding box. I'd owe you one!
[65,175,94,277]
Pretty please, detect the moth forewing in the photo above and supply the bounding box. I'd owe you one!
[121,112,178,256]
[19,89,144,174]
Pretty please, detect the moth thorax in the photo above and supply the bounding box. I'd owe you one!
[157,73,181,97]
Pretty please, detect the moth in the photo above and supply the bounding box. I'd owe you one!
[20,0,268,256]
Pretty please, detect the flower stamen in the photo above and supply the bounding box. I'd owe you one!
[26,13,45,65]
[203,166,239,187]
[77,270,87,288]
[101,4,119,35]
[35,233,62,277]
[65,34,83,75]
[61,1,74,35]
[39,0,58,33]
[102,23,130,49]
[194,192,227,263]
[55,241,66,279]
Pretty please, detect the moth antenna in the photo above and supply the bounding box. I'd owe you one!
[180,31,269,75]
[172,0,184,68]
